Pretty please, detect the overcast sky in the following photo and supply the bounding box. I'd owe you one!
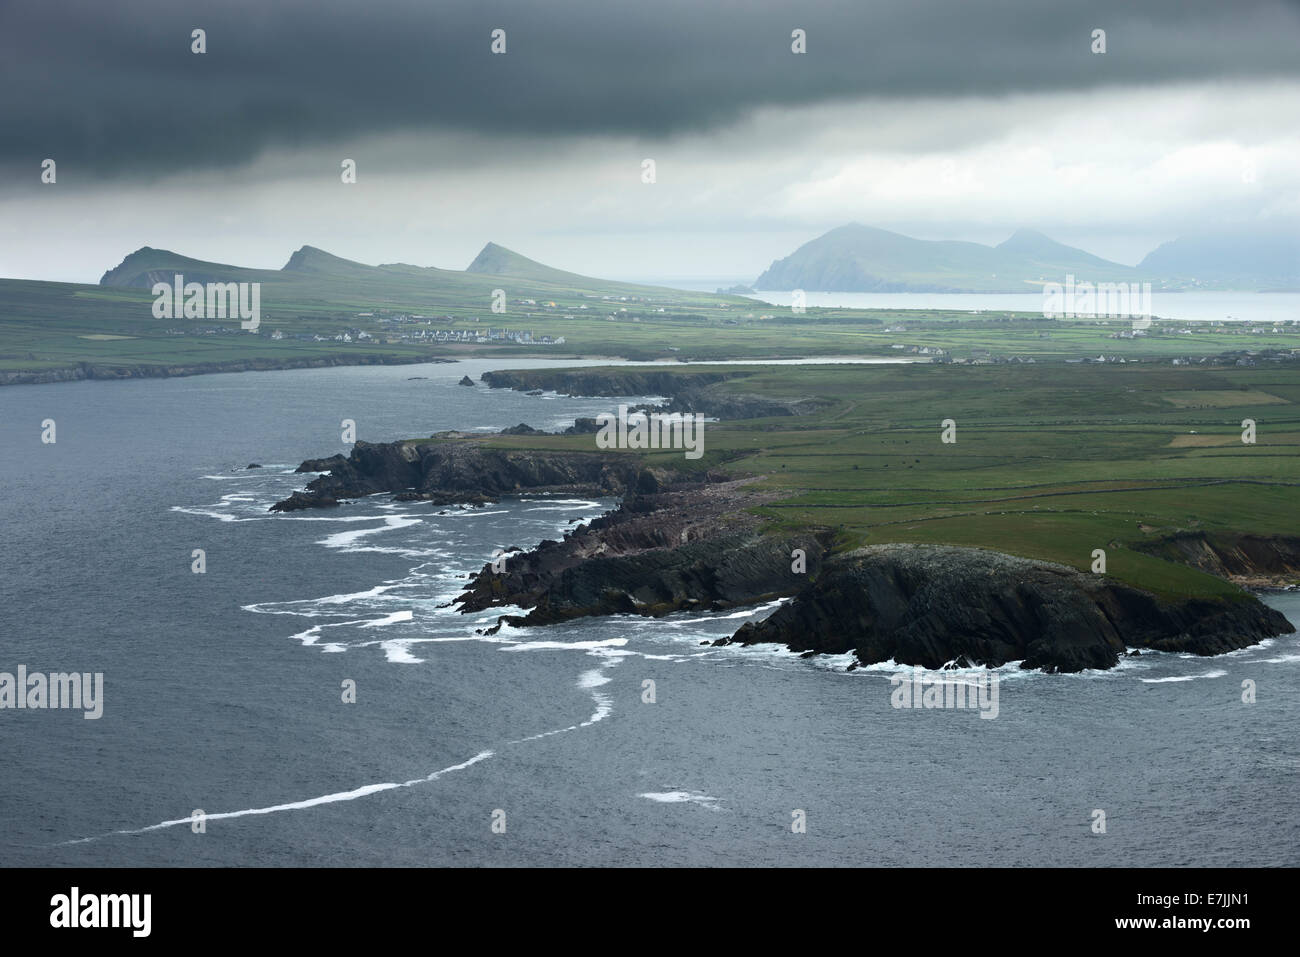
[3,0,1298,283]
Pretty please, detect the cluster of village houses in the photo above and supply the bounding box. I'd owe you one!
[164,314,564,345]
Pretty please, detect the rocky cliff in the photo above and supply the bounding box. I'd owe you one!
[1134,533,1300,589]
[269,377,1295,674]
[272,438,671,509]
[456,477,833,625]
[716,544,1294,673]
[271,435,834,625]
[479,368,827,418]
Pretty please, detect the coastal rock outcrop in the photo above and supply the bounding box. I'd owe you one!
[271,439,675,510]
[716,544,1294,672]
[1134,533,1300,588]
[480,368,828,419]
[455,477,833,625]
[268,374,1295,674]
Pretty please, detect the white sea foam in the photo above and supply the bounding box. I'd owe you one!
[580,692,613,726]
[501,637,629,652]
[1140,670,1229,683]
[359,610,414,628]
[638,790,724,811]
[577,668,612,689]
[379,640,423,664]
[522,504,602,513]
[287,625,322,646]
[53,750,495,846]
[518,498,603,506]
[317,515,423,548]
[169,506,247,523]
[172,504,401,524]
[274,611,414,652]
[243,582,405,614]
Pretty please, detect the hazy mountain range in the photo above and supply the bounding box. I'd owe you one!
[92,224,1300,303]
[754,224,1300,293]
[96,242,693,305]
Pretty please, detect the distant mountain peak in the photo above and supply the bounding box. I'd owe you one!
[465,242,581,282]
[467,242,535,273]
[99,246,247,288]
[282,245,369,273]
[998,227,1051,247]
[754,224,1136,293]
[1138,230,1300,283]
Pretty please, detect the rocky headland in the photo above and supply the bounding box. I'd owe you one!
[269,367,1296,672]
[715,544,1293,673]
[479,368,829,419]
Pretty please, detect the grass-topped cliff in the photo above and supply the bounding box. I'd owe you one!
[448,361,1300,601]
[273,360,1298,670]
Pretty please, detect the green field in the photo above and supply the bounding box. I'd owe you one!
[468,361,1300,600]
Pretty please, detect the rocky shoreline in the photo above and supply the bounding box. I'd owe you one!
[715,544,1293,673]
[479,368,829,418]
[269,369,1297,673]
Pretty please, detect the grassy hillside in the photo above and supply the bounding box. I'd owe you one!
[471,361,1300,600]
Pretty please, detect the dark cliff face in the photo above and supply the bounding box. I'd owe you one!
[1134,533,1300,585]
[479,369,828,419]
[271,435,835,622]
[718,544,1295,673]
[267,406,1295,675]
[272,439,662,510]
[455,478,834,625]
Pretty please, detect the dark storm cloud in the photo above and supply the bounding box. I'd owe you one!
[3,0,1299,180]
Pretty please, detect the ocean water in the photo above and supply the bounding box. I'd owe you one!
[1,359,1297,867]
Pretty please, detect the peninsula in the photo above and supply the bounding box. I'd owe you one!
[272,362,1298,673]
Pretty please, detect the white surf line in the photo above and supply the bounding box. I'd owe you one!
[52,639,628,846]
[507,660,620,744]
[1139,669,1229,683]
[65,502,626,846]
[54,659,616,847]
[50,750,495,847]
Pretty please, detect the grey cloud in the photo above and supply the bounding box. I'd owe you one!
[3,0,1299,182]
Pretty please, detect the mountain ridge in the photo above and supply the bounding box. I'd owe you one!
[96,241,693,301]
[754,224,1144,293]
[755,223,1300,292]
